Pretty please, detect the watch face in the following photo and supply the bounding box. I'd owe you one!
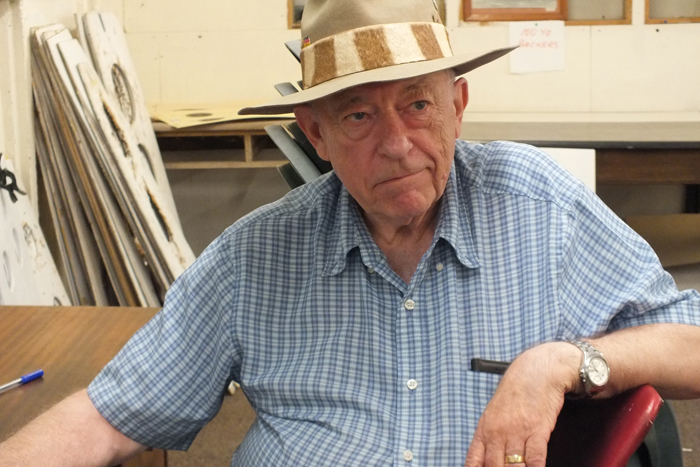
[588,356,609,387]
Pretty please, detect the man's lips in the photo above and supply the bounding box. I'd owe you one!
[379,169,424,185]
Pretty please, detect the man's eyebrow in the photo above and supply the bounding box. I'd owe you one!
[329,94,366,114]
[402,77,435,99]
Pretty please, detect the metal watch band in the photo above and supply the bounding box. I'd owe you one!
[567,339,608,397]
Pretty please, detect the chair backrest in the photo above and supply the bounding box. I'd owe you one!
[547,385,663,467]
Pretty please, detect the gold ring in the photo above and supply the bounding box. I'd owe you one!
[505,454,525,464]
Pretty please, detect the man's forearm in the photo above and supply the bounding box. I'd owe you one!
[0,389,145,467]
[590,322,700,399]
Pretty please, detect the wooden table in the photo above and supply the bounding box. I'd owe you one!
[0,306,165,467]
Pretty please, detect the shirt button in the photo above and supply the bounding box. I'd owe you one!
[436,262,444,271]
[404,299,415,311]
[367,266,375,274]
[403,450,414,461]
[407,379,418,390]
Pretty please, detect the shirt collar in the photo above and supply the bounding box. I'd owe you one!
[323,163,481,276]
[434,163,481,269]
[323,185,367,276]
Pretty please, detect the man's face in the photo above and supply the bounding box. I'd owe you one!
[295,71,468,228]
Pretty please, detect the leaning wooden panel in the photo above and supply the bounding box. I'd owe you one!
[82,11,180,223]
[0,158,71,306]
[55,38,162,307]
[78,64,195,286]
[42,29,141,306]
[34,113,82,304]
[31,26,107,306]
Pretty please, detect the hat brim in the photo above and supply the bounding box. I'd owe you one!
[239,46,516,116]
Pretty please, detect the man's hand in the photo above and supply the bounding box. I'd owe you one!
[464,342,581,467]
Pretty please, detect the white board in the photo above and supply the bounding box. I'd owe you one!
[540,147,596,193]
[0,158,71,306]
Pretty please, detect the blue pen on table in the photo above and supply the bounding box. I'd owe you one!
[0,370,44,395]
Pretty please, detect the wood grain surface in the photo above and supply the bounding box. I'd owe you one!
[0,305,164,465]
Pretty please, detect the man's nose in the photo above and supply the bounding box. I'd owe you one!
[377,112,413,159]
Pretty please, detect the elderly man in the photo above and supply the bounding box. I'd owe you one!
[2,0,700,466]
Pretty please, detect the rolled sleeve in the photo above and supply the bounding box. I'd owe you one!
[88,235,239,450]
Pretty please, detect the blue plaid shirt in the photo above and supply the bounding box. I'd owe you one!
[89,140,700,466]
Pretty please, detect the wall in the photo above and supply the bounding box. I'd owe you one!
[111,0,700,122]
[0,0,112,204]
[2,0,697,221]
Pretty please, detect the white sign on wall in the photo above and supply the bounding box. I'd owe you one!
[509,21,565,74]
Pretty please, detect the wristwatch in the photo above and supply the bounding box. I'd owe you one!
[567,340,610,397]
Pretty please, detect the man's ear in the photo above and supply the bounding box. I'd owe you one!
[294,104,330,161]
[452,77,469,139]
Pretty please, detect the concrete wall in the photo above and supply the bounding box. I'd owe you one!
[113,0,700,122]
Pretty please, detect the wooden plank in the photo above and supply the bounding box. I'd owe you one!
[57,38,162,306]
[32,26,110,306]
[596,149,700,185]
[164,160,287,170]
[34,113,80,303]
[152,119,295,136]
[33,53,93,305]
[43,31,140,306]
[244,134,254,163]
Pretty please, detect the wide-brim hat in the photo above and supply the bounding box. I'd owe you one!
[239,0,516,116]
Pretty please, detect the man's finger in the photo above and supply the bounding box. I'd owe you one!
[484,443,506,467]
[503,439,526,467]
[464,437,486,467]
[524,433,549,467]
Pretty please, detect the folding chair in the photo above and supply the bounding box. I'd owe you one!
[547,384,683,467]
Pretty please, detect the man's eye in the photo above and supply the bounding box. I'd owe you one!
[412,101,428,111]
[346,112,367,122]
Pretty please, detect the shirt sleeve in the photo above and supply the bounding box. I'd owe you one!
[557,184,700,338]
[88,234,240,451]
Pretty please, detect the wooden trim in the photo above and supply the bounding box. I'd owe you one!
[288,0,301,29]
[463,0,567,22]
[565,0,632,25]
[596,149,700,185]
[565,18,629,25]
[646,16,700,23]
[645,0,651,22]
[645,0,700,24]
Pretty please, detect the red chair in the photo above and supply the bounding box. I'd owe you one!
[547,385,663,467]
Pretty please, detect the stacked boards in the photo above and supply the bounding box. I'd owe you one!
[32,12,195,307]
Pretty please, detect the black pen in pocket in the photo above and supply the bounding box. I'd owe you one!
[470,358,510,375]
